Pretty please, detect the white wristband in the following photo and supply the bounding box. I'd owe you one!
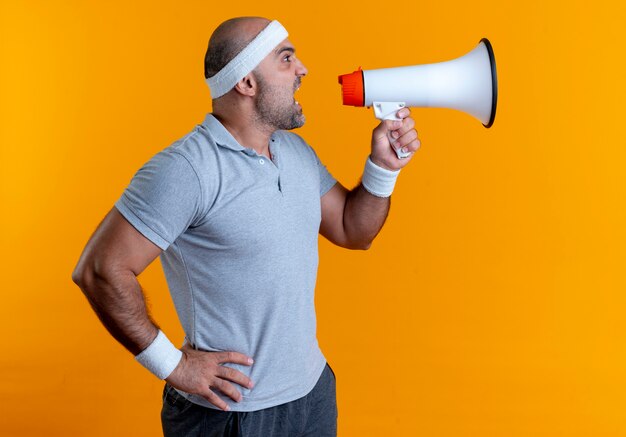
[135,330,183,380]
[361,156,400,197]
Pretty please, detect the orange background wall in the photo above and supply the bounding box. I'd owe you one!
[2,0,625,435]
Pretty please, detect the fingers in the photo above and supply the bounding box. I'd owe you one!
[199,368,252,411]
[393,129,421,155]
[373,119,400,141]
[201,388,232,411]
[210,352,255,408]
[374,109,411,136]
[166,348,256,412]
[397,115,415,135]
[378,112,414,139]
[197,367,253,411]
[390,113,414,137]
[215,351,254,366]
[216,365,255,390]
[396,107,410,119]
[210,377,244,403]
[388,109,419,155]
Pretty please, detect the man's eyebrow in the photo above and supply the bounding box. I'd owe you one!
[275,46,295,56]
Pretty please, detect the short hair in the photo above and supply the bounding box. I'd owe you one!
[204,17,268,79]
[204,38,247,79]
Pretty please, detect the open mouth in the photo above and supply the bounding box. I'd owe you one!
[294,79,301,105]
[294,88,300,105]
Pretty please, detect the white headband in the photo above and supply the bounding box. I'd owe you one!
[206,20,288,98]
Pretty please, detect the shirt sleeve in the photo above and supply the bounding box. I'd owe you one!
[114,150,203,251]
[312,149,337,197]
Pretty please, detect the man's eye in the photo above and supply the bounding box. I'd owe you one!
[283,55,292,62]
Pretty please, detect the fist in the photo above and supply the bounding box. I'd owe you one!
[370,108,421,171]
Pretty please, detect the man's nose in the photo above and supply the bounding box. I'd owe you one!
[296,59,308,77]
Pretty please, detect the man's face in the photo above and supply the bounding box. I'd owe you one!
[252,39,308,131]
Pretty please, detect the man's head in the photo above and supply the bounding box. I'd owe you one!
[204,17,308,131]
[204,17,270,81]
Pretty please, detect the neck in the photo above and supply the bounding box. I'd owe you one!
[212,109,274,158]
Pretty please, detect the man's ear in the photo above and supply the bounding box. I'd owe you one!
[233,74,257,97]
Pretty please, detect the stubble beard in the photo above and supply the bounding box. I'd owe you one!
[253,74,305,131]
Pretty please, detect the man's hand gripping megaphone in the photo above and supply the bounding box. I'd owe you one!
[370,106,421,171]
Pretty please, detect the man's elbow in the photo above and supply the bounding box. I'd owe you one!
[345,239,372,251]
[325,229,374,250]
[72,257,106,293]
[357,241,373,250]
[72,264,85,287]
[72,264,94,292]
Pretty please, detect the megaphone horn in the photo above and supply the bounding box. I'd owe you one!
[338,38,498,158]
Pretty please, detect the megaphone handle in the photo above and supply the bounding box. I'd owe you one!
[373,101,411,159]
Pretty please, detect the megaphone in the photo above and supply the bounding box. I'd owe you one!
[338,38,498,159]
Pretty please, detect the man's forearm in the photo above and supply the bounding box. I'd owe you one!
[75,269,159,355]
[342,183,391,249]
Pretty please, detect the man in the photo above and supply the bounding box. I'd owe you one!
[72,16,420,436]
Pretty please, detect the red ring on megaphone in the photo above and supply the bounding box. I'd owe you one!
[338,68,364,107]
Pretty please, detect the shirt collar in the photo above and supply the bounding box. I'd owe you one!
[201,113,246,152]
[201,113,281,155]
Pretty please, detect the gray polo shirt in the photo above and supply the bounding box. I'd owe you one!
[114,113,337,411]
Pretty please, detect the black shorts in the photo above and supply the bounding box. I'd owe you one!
[161,362,338,437]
